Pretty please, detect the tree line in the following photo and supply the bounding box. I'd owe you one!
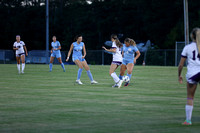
[1,0,200,51]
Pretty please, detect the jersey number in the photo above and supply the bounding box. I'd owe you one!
[192,50,200,60]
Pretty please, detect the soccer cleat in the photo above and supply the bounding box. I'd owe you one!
[124,82,129,87]
[182,120,192,125]
[49,70,52,72]
[21,71,24,74]
[91,80,98,84]
[112,83,118,88]
[76,80,83,85]
[117,80,123,88]
[63,69,66,72]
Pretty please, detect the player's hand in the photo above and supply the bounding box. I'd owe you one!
[134,59,137,64]
[26,53,28,56]
[51,50,53,54]
[66,57,69,62]
[178,76,183,84]
[82,56,85,59]
[102,46,107,50]
[53,48,57,51]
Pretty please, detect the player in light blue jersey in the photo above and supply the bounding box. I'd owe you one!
[49,36,65,72]
[119,38,140,86]
[66,35,98,85]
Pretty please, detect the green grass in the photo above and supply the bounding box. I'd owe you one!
[0,64,200,133]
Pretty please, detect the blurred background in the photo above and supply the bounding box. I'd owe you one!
[0,0,200,65]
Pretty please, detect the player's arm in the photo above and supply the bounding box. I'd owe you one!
[66,44,73,61]
[82,44,86,58]
[54,46,61,50]
[102,46,116,53]
[134,50,141,64]
[23,45,28,56]
[13,46,18,50]
[178,57,187,84]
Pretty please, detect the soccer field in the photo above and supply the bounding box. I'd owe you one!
[0,64,200,133]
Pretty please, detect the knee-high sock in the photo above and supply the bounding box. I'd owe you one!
[119,75,123,80]
[49,63,53,71]
[87,70,94,81]
[17,64,20,72]
[111,72,120,83]
[185,105,193,121]
[22,63,25,72]
[77,68,83,80]
[127,73,132,81]
[61,63,65,71]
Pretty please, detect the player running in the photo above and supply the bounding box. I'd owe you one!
[13,35,28,74]
[102,34,123,88]
[178,27,200,125]
[49,36,65,72]
[66,35,98,85]
[119,38,141,86]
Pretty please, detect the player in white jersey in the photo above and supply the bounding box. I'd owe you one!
[102,34,123,88]
[178,27,200,125]
[13,35,28,74]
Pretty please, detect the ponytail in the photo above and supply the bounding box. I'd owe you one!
[130,39,136,46]
[111,34,122,48]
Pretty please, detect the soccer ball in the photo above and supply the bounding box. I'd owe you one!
[123,76,130,82]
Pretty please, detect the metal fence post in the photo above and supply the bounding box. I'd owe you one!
[102,50,104,65]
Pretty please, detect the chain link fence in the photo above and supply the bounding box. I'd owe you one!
[0,49,181,66]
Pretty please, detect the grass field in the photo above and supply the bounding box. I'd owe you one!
[0,64,200,133]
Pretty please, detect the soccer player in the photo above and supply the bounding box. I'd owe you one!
[49,36,65,72]
[178,27,200,125]
[66,35,98,85]
[13,35,28,74]
[119,38,141,86]
[102,34,123,88]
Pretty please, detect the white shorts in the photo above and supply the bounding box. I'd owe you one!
[186,72,200,84]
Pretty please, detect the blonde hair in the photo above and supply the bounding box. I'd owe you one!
[129,39,136,46]
[191,27,200,54]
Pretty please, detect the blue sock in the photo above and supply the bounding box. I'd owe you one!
[87,70,94,81]
[49,63,53,71]
[77,68,83,80]
[127,73,132,81]
[119,75,123,80]
[61,63,65,71]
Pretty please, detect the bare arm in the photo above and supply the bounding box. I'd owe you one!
[134,50,141,64]
[178,57,187,83]
[102,46,116,53]
[53,46,61,50]
[13,46,18,50]
[23,45,28,56]
[82,44,86,58]
[66,44,73,61]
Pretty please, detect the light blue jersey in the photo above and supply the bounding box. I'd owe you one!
[51,41,61,58]
[122,44,139,65]
[72,42,85,62]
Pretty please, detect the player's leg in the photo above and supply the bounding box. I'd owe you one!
[119,64,127,80]
[126,63,134,81]
[21,54,26,73]
[109,64,121,87]
[16,55,21,74]
[74,59,84,84]
[49,56,55,72]
[57,57,65,72]
[82,60,98,84]
[183,82,197,125]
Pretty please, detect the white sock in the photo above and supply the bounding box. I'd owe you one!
[111,72,120,83]
[185,105,193,121]
[17,64,20,72]
[22,63,25,72]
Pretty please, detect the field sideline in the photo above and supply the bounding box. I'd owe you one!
[0,64,200,133]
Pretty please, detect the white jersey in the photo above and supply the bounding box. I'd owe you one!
[13,41,25,55]
[181,42,200,77]
[112,42,122,62]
